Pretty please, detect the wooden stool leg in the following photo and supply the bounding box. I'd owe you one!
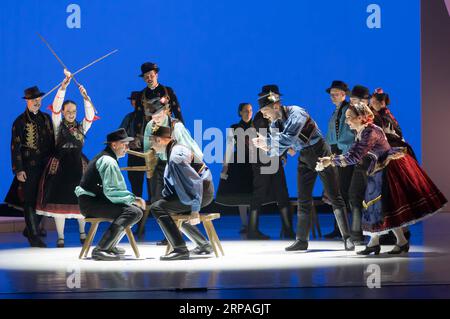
[207,221,224,256]
[125,227,140,258]
[79,222,98,259]
[84,222,99,257]
[165,243,172,255]
[203,221,219,257]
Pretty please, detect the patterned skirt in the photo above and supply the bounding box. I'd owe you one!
[362,151,447,235]
[35,151,88,219]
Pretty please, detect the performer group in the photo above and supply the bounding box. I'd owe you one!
[3,60,447,261]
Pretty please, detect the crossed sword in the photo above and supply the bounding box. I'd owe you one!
[37,33,118,113]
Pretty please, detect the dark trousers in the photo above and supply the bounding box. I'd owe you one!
[148,159,167,203]
[127,155,148,199]
[348,164,368,209]
[78,195,143,228]
[298,138,345,216]
[330,145,354,207]
[22,165,46,207]
[151,179,214,219]
[250,159,290,211]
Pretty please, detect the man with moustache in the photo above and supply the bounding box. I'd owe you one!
[139,62,184,123]
[4,86,55,247]
[75,128,145,260]
[252,86,355,252]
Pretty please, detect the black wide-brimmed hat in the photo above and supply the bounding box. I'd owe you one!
[143,97,168,116]
[257,84,281,108]
[350,85,371,99]
[258,84,282,96]
[152,126,172,138]
[139,62,160,77]
[127,91,141,100]
[326,80,350,95]
[22,86,45,100]
[104,128,134,144]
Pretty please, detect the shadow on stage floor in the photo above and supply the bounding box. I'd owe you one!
[1,212,450,299]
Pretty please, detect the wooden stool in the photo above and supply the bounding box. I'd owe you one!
[165,213,224,258]
[79,218,140,259]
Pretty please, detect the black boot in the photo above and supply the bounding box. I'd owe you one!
[350,205,365,244]
[92,223,125,261]
[247,209,270,240]
[109,232,127,255]
[379,231,397,245]
[134,219,146,241]
[157,216,189,261]
[333,208,355,251]
[279,206,295,239]
[23,205,46,248]
[181,223,213,255]
[285,213,310,251]
[239,225,248,234]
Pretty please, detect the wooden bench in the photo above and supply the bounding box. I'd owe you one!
[165,213,224,258]
[79,218,140,259]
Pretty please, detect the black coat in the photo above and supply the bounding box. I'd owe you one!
[141,84,184,123]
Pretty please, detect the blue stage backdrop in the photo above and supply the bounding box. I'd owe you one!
[0,0,420,199]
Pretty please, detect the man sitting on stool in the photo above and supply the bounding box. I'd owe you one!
[150,126,213,261]
[75,128,145,261]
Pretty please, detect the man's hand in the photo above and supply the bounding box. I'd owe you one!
[220,165,228,180]
[61,69,72,90]
[287,148,296,156]
[316,156,332,171]
[16,171,27,182]
[189,211,200,225]
[252,133,269,151]
[134,197,146,210]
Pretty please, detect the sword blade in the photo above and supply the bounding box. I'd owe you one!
[71,49,119,76]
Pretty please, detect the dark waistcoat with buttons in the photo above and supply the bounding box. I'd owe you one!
[79,146,117,202]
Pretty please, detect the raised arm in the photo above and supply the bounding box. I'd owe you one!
[51,69,71,135]
[79,85,96,134]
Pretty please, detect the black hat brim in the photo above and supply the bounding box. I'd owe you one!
[148,106,166,116]
[138,68,160,77]
[349,94,372,99]
[326,87,350,95]
[104,137,134,144]
[258,92,282,97]
[22,92,45,99]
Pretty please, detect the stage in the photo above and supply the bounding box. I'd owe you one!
[1,213,449,299]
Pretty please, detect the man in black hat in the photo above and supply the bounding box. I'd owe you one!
[140,96,204,244]
[323,81,358,240]
[252,85,355,252]
[75,128,145,260]
[139,62,184,123]
[4,86,55,247]
[119,91,148,199]
[149,126,213,260]
[246,84,294,240]
[344,85,372,243]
